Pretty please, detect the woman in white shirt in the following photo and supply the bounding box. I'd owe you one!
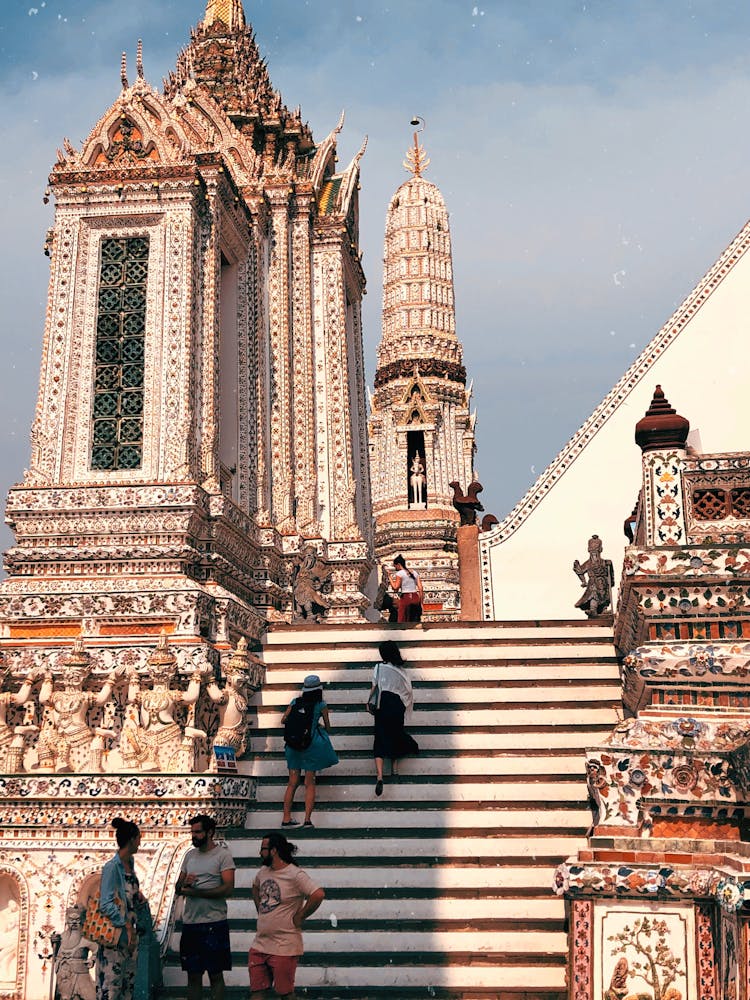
[388,554,423,623]
[367,640,419,796]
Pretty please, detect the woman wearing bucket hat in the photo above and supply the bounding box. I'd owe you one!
[280,674,338,828]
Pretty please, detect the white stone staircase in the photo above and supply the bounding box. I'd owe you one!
[162,620,622,999]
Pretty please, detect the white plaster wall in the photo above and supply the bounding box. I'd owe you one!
[481,225,750,622]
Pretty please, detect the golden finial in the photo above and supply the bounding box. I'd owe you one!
[204,0,246,30]
[403,117,429,177]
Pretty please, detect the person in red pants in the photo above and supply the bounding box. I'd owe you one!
[388,554,423,622]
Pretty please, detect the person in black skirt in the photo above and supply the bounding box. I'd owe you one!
[367,640,419,796]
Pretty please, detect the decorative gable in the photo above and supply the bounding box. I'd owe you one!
[394,371,434,427]
[62,83,197,172]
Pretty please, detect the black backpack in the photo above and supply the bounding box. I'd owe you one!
[283,700,314,751]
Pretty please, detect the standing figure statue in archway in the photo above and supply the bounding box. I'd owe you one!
[409,453,426,507]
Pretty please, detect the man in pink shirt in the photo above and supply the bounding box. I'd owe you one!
[249,832,324,999]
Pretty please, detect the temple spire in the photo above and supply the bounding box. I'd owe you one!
[203,0,246,30]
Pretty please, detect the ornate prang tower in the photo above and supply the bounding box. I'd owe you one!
[368,133,477,617]
[0,0,373,662]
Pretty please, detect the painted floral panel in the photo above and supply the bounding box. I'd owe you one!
[595,901,695,1000]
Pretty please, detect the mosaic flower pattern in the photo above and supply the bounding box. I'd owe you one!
[0,774,253,828]
[624,640,750,679]
[586,747,736,828]
[555,861,741,901]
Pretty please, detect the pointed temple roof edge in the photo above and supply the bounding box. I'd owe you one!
[479,212,750,546]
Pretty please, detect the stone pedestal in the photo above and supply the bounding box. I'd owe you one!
[457,524,481,621]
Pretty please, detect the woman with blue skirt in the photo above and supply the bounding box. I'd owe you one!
[281,674,338,828]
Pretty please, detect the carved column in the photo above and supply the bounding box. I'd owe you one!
[197,168,223,490]
[290,188,318,534]
[312,230,360,540]
[162,207,197,482]
[570,899,594,1000]
[347,261,373,540]
[266,185,294,530]
[696,902,717,1000]
[246,197,271,522]
[29,214,80,485]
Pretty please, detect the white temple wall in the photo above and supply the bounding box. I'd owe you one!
[481,233,750,622]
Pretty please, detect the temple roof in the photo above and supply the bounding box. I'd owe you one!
[164,1,313,161]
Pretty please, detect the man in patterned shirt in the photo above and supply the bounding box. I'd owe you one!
[249,832,324,999]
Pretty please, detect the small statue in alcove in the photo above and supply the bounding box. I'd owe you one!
[409,453,426,506]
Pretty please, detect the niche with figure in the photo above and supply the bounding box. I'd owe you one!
[407,431,427,509]
[0,876,21,992]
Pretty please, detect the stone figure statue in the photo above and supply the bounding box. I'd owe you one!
[291,546,331,622]
[36,639,125,773]
[0,897,20,986]
[124,633,208,771]
[449,480,485,526]
[0,662,39,772]
[573,534,615,618]
[409,453,426,506]
[52,906,95,1000]
[206,638,263,763]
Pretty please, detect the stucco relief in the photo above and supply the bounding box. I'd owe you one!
[0,634,262,776]
[595,902,694,1000]
[0,881,21,993]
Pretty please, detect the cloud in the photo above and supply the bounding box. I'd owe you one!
[1,0,750,559]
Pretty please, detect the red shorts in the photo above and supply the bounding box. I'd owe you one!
[249,948,299,995]
[396,591,422,622]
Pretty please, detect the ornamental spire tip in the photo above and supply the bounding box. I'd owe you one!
[403,131,430,178]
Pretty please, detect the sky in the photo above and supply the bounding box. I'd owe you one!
[1,0,750,555]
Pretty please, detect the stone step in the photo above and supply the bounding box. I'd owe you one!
[259,661,620,682]
[253,705,618,727]
[261,642,616,664]
[228,865,562,890]
[262,620,614,645]
[161,988,563,1000]
[170,927,567,953]
[221,895,566,919]
[252,778,588,803]
[243,806,589,829]
[246,752,587,777]
[253,683,620,706]
[226,833,582,859]
[162,956,567,990]
[248,726,612,751]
